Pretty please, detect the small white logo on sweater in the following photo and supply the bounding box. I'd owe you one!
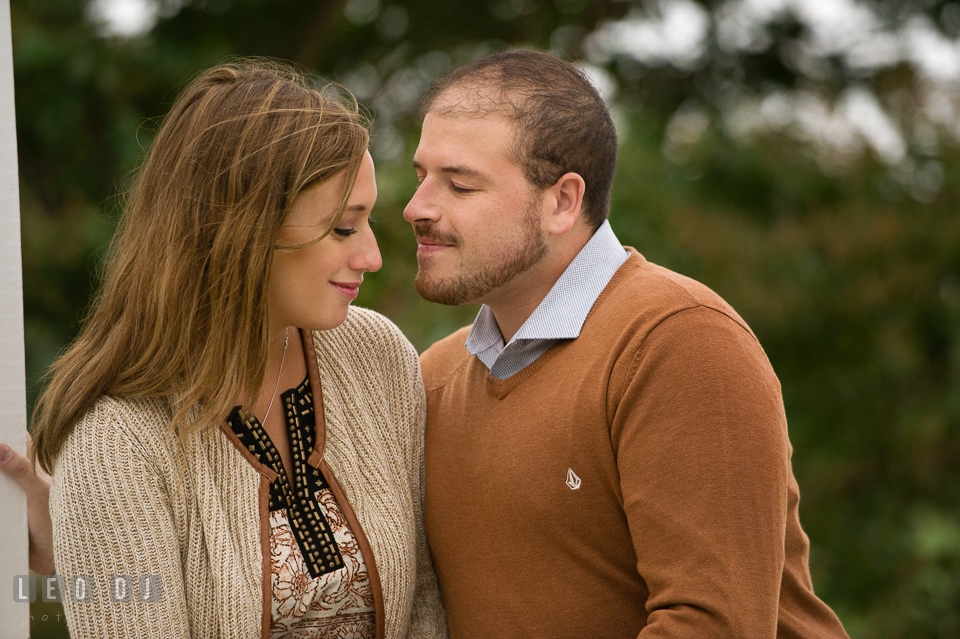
[566,468,581,490]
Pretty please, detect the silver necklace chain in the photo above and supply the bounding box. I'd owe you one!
[261,328,289,425]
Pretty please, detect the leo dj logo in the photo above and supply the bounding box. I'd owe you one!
[13,575,163,603]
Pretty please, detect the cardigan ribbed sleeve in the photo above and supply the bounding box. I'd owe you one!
[50,398,193,638]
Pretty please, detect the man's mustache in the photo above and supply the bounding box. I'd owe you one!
[413,223,461,247]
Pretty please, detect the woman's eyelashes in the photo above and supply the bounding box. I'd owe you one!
[333,216,376,238]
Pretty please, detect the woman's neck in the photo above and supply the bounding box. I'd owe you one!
[244,327,308,420]
[250,326,309,486]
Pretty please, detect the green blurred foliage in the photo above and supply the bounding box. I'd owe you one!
[12,0,960,636]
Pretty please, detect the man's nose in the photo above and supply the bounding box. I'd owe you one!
[403,180,441,225]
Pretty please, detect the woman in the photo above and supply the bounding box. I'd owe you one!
[25,60,447,638]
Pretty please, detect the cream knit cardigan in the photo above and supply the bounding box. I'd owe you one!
[50,307,448,639]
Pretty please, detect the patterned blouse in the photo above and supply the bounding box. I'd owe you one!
[228,376,376,639]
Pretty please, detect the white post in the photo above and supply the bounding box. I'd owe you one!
[0,0,30,635]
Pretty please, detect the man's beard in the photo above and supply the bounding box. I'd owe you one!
[413,203,547,306]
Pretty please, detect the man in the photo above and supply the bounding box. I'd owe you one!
[3,48,848,638]
[407,50,848,637]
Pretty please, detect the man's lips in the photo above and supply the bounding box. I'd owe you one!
[416,237,454,247]
[415,238,453,256]
[417,237,453,251]
[331,281,362,299]
[414,232,459,257]
[413,223,459,250]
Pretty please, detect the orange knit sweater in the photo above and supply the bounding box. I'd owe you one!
[420,250,848,639]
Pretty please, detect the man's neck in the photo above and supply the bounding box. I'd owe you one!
[483,230,592,343]
[484,272,562,344]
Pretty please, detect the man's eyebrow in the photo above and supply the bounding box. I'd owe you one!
[412,159,487,182]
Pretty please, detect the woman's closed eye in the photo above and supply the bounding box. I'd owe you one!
[333,216,376,238]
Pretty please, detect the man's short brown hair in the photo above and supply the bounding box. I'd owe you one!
[421,49,618,229]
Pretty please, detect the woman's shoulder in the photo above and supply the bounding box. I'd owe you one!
[309,307,424,423]
[316,305,410,344]
[59,395,178,472]
[74,394,174,435]
[311,306,419,371]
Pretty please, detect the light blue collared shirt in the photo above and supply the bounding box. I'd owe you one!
[465,220,629,379]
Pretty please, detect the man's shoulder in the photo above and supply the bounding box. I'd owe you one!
[419,324,473,391]
[602,249,752,335]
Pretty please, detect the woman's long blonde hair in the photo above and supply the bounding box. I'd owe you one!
[32,59,370,473]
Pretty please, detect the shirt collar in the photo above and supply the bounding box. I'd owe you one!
[466,220,628,353]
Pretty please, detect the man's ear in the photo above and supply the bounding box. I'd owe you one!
[541,172,586,236]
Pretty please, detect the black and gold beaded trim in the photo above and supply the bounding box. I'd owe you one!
[227,376,344,579]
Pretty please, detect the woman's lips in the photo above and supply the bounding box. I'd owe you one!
[331,281,361,299]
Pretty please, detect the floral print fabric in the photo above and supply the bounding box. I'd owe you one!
[269,487,375,638]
